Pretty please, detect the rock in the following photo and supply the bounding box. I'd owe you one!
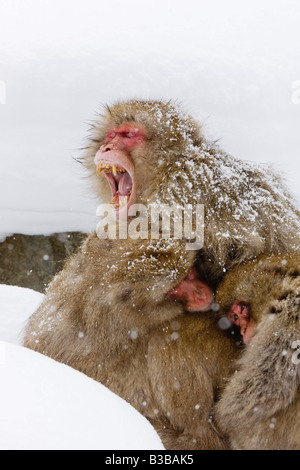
[0,233,87,293]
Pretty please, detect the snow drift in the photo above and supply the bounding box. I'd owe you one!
[0,286,163,450]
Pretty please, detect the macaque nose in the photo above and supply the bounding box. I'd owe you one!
[100,144,112,152]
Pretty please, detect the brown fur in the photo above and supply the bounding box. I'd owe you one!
[216,254,300,450]
[24,100,300,449]
[24,235,238,449]
[83,99,300,286]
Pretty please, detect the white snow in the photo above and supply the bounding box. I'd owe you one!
[0,285,44,344]
[0,0,300,237]
[0,285,164,450]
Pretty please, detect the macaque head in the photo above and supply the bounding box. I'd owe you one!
[215,255,292,345]
[166,267,214,312]
[94,123,146,219]
[227,301,256,344]
[83,100,201,219]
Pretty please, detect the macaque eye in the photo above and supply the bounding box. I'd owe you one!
[240,302,250,313]
[120,132,134,139]
[233,314,239,322]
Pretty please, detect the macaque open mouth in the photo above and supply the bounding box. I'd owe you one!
[94,123,146,216]
[96,160,134,212]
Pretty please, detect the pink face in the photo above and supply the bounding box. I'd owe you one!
[228,301,256,344]
[94,124,146,219]
[166,268,214,312]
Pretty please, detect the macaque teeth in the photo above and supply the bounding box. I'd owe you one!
[97,161,126,176]
[97,161,111,172]
[114,166,126,173]
[109,202,120,208]
[118,194,131,208]
[97,161,111,175]
[98,162,111,168]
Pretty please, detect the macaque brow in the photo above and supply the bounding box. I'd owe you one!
[105,125,146,144]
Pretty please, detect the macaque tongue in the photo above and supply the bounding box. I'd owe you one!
[119,171,132,196]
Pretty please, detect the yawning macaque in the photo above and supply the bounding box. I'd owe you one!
[24,99,300,449]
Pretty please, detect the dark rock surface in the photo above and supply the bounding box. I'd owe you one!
[0,232,87,293]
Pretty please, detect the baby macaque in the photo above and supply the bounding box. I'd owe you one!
[215,254,300,450]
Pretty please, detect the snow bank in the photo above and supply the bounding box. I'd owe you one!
[0,285,163,450]
[0,342,164,450]
[0,285,44,344]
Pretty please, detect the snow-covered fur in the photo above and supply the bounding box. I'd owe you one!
[83,99,300,285]
[24,234,238,450]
